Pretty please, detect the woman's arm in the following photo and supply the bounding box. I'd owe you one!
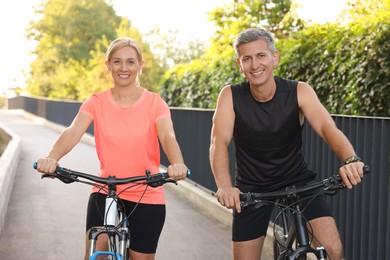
[36,112,93,173]
[156,117,187,180]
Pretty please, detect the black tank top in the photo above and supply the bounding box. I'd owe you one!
[231,76,315,192]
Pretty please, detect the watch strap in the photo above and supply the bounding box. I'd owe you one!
[344,155,362,165]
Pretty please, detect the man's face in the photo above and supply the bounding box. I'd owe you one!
[236,39,279,87]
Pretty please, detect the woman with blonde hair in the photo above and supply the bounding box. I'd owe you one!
[36,37,188,260]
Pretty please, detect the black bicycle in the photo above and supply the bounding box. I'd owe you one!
[33,162,189,260]
[240,165,370,260]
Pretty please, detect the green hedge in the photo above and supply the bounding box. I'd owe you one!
[160,21,389,117]
[276,22,389,117]
[160,50,245,108]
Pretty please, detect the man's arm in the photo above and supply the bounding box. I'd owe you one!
[209,86,242,212]
[297,82,364,188]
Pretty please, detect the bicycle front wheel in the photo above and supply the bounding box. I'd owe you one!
[273,238,309,260]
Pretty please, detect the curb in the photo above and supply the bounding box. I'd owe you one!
[0,124,21,237]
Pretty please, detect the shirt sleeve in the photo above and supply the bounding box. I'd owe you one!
[79,94,97,120]
[154,96,171,122]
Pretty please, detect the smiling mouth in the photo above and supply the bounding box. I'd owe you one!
[118,74,130,79]
[251,69,265,76]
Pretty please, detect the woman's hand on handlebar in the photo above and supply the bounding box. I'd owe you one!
[339,161,365,189]
[167,163,188,181]
[35,158,59,174]
[216,187,242,213]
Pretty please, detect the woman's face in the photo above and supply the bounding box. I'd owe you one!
[106,46,143,87]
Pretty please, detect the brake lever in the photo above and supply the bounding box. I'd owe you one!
[166,179,178,185]
[323,175,346,196]
[41,173,57,179]
[148,178,178,188]
[41,172,76,184]
[57,172,77,184]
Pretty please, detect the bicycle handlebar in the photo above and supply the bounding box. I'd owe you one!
[33,162,190,188]
[240,165,370,203]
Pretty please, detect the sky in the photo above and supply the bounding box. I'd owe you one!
[0,0,350,96]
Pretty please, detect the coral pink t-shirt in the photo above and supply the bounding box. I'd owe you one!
[79,88,170,204]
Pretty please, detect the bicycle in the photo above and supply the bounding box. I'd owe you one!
[33,162,189,260]
[240,165,370,260]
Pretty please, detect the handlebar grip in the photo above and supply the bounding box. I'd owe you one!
[363,165,370,175]
[33,162,62,172]
[239,193,249,201]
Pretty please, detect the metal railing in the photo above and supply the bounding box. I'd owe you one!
[7,95,390,260]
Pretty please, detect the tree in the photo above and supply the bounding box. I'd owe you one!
[145,27,207,70]
[26,0,120,99]
[25,0,162,100]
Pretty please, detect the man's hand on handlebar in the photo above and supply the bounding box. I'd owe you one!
[216,187,242,213]
[339,161,365,189]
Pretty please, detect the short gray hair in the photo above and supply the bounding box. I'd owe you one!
[233,28,276,56]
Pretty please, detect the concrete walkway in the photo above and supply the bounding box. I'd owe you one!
[0,109,273,260]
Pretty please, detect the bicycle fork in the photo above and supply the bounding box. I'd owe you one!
[88,196,129,260]
[274,204,327,260]
[88,225,128,260]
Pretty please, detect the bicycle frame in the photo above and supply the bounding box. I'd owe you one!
[273,192,327,260]
[88,185,128,260]
[240,165,369,260]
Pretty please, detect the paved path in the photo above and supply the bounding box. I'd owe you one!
[0,109,273,260]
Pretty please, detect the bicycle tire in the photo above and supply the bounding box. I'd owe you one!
[273,238,310,260]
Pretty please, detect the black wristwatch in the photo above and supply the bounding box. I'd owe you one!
[344,155,362,165]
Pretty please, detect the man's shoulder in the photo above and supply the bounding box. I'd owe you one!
[230,81,249,93]
[275,76,298,92]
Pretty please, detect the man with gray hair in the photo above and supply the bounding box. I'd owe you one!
[209,28,365,259]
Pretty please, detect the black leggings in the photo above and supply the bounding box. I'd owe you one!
[86,192,166,254]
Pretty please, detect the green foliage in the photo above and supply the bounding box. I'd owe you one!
[25,0,163,100]
[24,0,389,116]
[276,20,390,117]
[27,0,120,62]
[26,0,120,99]
[161,51,244,108]
[161,0,389,116]
[145,27,207,70]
